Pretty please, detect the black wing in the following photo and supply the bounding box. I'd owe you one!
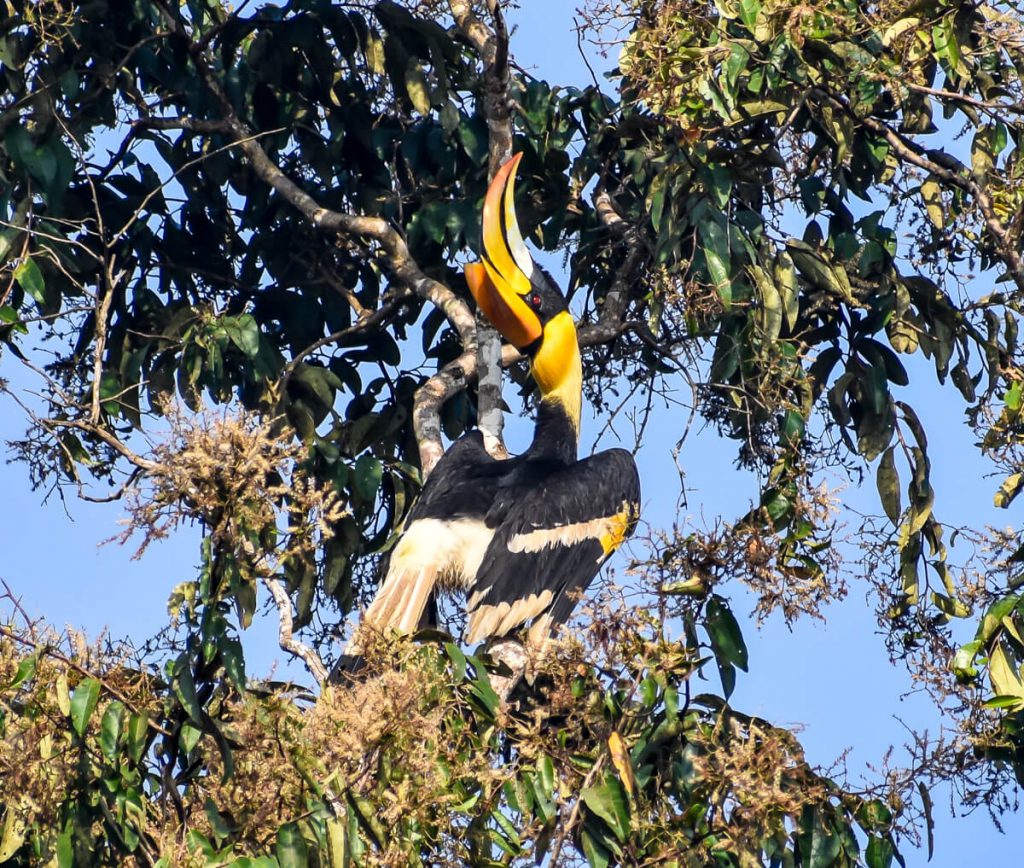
[405,430,515,523]
[338,431,514,671]
[465,448,640,644]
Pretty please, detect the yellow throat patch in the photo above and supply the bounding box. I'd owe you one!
[530,310,582,433]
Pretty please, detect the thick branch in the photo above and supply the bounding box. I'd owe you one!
[90,265,121,424]
[451,1,513,178]
[413,349,476,474]
[451,0,514,459]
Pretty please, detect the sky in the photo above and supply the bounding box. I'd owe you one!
[0,2,1021,864]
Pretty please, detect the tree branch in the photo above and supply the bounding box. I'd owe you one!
[42,418,160,472]
[812,88,1024,296]
[134,13,481,475]
[262,575,328,683]
[451,0,514,460]
[413,349,476,474]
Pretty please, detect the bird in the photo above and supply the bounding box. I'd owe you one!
[344,152,640,660]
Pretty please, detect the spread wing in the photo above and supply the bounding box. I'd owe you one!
[465,448,640,644]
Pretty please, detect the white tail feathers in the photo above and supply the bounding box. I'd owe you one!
[345,565,436,657]
[344,516,494,657]
[465,589,553,645]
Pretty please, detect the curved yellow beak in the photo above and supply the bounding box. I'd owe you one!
[465,153,542,351]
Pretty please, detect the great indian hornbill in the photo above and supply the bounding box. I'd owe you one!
[346,153,640,658]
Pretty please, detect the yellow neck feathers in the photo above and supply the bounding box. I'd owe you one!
[530,310,582,434]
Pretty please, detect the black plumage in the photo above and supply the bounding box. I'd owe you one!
[344,153,640,659]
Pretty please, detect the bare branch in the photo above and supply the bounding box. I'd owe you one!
[318,266,372,321]
[42,418,160,472]
[549,752,608,866]
[90,266,123,424]
[413,349,476,474]
[262,575,328,684]
[451,0,514,459]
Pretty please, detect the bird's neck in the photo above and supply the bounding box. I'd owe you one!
[526,397,579,464]
[526,311,582,465]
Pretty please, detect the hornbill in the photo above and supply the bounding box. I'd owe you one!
[346,153,640,658]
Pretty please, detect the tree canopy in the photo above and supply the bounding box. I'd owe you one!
[2,0,1024,865]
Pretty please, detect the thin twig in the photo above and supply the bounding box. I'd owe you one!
[548,754,607,866]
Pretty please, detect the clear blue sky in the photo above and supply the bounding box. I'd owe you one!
[0,2,1019,863]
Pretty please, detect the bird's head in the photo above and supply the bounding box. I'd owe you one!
[465,153,582,431]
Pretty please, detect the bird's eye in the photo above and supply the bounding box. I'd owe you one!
[531,293,542,308]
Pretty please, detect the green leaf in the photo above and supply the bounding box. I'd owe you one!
[466,656,500,715]
[70,677,101,736]
[224,314,261,358]
[780,409,804,447]
[172,658,204,723]
[405,61,431,114]
[580,827,611,868]
[857,798,892,831]
[56,824,73,868]
[127,711,149,762]
[866,835,894,868]
[581,777,631,842]
[705,595,748,670]
[492,810,522,849]
[354,454,383,500]
[1005,381,1021,411]
[775,251,799,331]
[444,642,467,681]
[205,798,233,842]
[931,591,971,618]
[13,257,45,305]
[537,754,555,802]
[276,822,309,868]
[994,473,1024,509]
[952,639,982,680]
[800,808,841,868]
[4,653,37,690]
[100,700,125,761]
[325,816,346,868]
[876,446,901,524]
[700,221,732,308]
[649,174,667,233]
[988,643,1024,710]
[179,723,202,758]
[921,179,944,228]
[6,125,56,187]
[221,636,246,689]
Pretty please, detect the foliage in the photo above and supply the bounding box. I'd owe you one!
[0,589,908,867]
[1,0,1024,864]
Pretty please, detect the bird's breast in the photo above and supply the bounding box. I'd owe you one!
[388,517,495,593]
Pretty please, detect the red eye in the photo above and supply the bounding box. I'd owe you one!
[531,293,542,308]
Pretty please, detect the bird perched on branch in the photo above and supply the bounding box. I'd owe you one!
[345,153,640,659]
